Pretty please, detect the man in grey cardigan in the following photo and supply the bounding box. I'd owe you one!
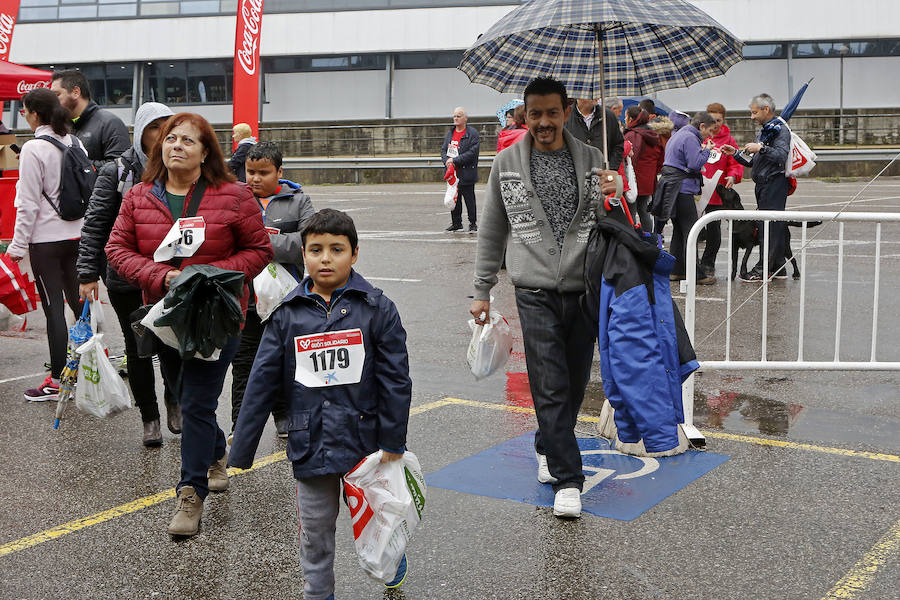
[470,77,619,519]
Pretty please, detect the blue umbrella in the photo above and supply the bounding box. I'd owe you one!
[496,98,525,127]
[780,77,814,122]
[458,0,743,167]
[621,97,673,121]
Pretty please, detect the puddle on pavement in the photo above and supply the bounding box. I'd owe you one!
[696,389,900,451]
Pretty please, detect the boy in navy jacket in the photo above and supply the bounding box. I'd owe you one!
[229,209,412,600]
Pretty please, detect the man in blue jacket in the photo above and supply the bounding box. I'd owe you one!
[441,107,480,232]
[733,93,792,281]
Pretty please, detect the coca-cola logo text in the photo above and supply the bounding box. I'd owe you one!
[237,0,263,76]
[17,80,49,94]
[0,12,16,59]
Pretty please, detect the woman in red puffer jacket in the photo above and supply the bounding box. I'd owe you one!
[698,102,743,279]
[106,113,272,538]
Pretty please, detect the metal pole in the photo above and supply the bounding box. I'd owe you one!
[595,24,610,170]
[839,53,844,145]
[786,43,794,100]
[385,53,394,119]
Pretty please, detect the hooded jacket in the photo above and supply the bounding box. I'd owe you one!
[77,102,174,292]
[565,104,624,169]
[228,270,412,479]
[624,112,664,196]
[582,217,699,453]
[497,126,528,152]
[663,125,710,195]
[72,101,131,171]
[228,137,257,183]
[703,124,743,206]
[441,126,480,185]
[105,178,273,313]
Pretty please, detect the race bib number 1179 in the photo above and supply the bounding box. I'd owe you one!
[294,328,365,388]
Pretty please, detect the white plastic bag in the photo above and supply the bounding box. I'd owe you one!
[443,181,458,210]
[253,262,299,321]
[74,333,132,418]
[343,450,426,583]
[777,117,817,177]
[466,309,514,380]
[140,299,220,361]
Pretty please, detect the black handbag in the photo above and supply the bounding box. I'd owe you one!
[127,180,208,358]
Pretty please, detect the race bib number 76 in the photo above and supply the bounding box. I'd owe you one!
[294,328,365,387]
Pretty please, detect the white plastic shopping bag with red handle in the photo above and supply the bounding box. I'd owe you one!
[342,450,426,583]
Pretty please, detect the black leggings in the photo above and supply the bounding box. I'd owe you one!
[450,183,477,227]
[29,240,82,378]
[106,286,173,422]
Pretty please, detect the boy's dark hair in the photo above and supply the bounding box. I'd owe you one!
[51,69,92,101]
[638,98,656,115]
[302,208,358,249]
[523,77,568,111]
[625,105,642,121]
[247,141,283,170]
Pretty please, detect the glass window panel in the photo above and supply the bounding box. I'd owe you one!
[18,7,58,20]
[220,0,237,11]
[180,0,219,13]
[59,6,98,18]
[21,0,58,7]
[99,4,138,16]
[742,44,784,59]
[187,60,230,103]
[141,2,179,15]
[145,61,188,104]
[105,63,134,106]
[395,51,464,69]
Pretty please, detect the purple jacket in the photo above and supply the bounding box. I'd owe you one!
[663,125,710,195]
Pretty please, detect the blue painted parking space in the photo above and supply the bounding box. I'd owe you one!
[427,432,730,521]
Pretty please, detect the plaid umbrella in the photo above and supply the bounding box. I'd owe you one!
[458,0,743,166]
[459,0,743,98]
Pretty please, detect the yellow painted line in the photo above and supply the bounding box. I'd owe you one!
[0,400,453,559]
[822,517,900,599]
[441,397,900,463]
[701,431,900,464]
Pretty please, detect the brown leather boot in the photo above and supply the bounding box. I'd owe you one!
[207,454,229,492]
[142,419,163,447]
[168,486,202,536]
[165,401,182,434]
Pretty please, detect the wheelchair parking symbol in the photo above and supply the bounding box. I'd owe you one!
[427,432,730,521]
[580,449,659,494]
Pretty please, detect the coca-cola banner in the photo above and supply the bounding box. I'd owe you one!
[233,0,263,147]
[0,61,51,101]
[0,1,20,62]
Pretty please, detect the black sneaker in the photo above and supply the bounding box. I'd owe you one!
[468,223,478,233]
[445,224,463,232]
[739,269,763,282]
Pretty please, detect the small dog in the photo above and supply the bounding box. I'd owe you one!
[718,186,820,280]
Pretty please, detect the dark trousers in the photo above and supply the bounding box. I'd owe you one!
[636,195,653,233]
[230,309,287,427]
[700,202,723,271]
[106,286,173,423]
[450,183,477,227]
[515,288,595,492]
[669,192,699,277]
[29,240,81,378]
[158,336,239,500]
[753,176,790,273]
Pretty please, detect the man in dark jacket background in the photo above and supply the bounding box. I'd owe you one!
[50,70,130,170]
[732,93,792,281]
[441,107,480,233]
[565,97,624,170]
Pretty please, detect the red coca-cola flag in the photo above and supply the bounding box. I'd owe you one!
[233,0,263,149]
[0,1,19,62]
[0,60,51,101]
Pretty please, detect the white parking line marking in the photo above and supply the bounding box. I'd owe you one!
[366,277,422,283]
[0,372,46,385]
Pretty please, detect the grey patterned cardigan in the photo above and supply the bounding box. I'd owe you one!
[473,129,610,301]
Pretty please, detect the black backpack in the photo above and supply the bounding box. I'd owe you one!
[37,135,97,221]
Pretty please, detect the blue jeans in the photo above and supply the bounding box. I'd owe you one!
[158,337,240,499]
[515,288,596,492]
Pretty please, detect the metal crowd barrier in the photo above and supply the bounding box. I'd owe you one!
[680,210,900,445]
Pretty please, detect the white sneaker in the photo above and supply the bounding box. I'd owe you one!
[535,452,558,484]
[553,488,582,518]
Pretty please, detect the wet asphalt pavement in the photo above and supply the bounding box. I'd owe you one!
[1,177,899,599]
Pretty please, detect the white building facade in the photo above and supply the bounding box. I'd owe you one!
[6,0,900,126]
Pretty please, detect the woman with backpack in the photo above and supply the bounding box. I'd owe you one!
[5,88,85,401]
[76,102,177,447]
[106,113,272,537]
